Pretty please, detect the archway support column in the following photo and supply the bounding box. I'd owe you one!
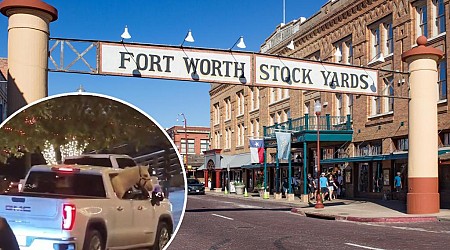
[0,0,58,115]
[402,36,443,214]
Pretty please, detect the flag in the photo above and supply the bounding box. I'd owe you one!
[276,132,291,160]
[249,138,264,164]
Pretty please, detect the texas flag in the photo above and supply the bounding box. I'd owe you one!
[249,138,264,164]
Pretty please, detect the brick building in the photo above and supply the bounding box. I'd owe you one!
[209,0,450,205]
[166,125,210,180]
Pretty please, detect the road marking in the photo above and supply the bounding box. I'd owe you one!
[237,204,263,209]
[345,243,385,250]
[211,213,234,220]
[356,222,450,234]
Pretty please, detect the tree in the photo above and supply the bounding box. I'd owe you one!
[0,95,171,165]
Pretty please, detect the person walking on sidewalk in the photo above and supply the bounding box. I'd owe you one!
[328,175,338,201]
[319,173,329,201]
[307,173,316,200]
[394,172,402,192]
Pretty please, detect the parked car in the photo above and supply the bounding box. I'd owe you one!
[187,178,205,195]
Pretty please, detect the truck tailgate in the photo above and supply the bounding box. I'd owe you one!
[0,195,61,229]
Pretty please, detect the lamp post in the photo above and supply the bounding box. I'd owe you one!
[314,100,324,209]
[178,113,189,176]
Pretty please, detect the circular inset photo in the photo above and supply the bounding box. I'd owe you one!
[0,92,186,250]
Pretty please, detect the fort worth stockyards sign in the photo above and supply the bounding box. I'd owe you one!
[100,42,378,95]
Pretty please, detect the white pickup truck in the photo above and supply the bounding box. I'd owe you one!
[0,164,174,250]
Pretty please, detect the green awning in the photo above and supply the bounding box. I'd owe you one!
[321,148,450,164]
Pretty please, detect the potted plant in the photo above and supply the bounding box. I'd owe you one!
[255,182,265,197]
[233,181,245,195]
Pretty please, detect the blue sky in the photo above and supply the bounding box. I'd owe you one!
[0,0,327,128]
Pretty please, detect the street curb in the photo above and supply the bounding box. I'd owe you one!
[290,208,438,223]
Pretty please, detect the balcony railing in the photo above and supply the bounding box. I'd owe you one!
[264,114,352,138]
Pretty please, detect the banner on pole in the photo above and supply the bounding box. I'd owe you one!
[276,132,291,160]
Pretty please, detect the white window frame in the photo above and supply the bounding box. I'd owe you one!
[346,94,353,116]
[236,91,244,116]
[371,27,381,60]
[383,76,394,112]
[417,4,428,38]
[225,97,231,121]
[213,103,220,125]
[433,0,446,35]
[385,22,394,55]
[335,93,343,117]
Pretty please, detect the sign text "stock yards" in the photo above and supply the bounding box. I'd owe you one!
[100,43,378,95]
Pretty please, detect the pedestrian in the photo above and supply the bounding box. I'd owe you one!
[282,178,289,195]
[337,170,343,198]
[291,175,298,194]
[394,172,402,192]
[319,172,329,201]
[328,175,338,200]
[307,173,316,200]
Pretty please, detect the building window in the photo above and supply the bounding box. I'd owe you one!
[282,88,289,99]
[225,97,231,120]
[371,95,382,116]
[396,138,409,151]
[200,139,209,154]
[304,101,310,114]
[180,139,195,154]
[371,27,381,60]
[335,43,343,63]
[438,59,447,101]
[255,118,260,137]
[384,76,394,112]
[346,94,353,116]
[213,103,220,125]
[236,91,244,116]
[369,18,392,63]
[270,113,275,125]
[346,41,353,65]
[225,128,231,149]
[385,22,394,55]
[358,142,382,156]
[433,0,445,35]
[334,37,353,65]
[442,132,450,146]
[214,131,220,149]
[237,123,245,147]
[417,4,428,37]
[335,94,343,117]
[250,87,259,111]
[285,109,291,120]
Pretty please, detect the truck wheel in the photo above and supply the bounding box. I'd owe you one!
[83,229,104,250]
[152,221,171,250]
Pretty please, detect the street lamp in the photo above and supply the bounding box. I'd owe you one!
[177,113,189,176]
[314,100,324,209]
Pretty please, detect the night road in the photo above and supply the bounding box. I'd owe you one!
[168,194,450,250]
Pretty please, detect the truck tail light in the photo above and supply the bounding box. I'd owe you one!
[62,204,76,230]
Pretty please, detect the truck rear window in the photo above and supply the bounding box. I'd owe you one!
[23,172,106,197]
[63,157,113,167]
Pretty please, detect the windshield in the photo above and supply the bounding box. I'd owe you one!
[187,179,201,185]
[23,171,106,197]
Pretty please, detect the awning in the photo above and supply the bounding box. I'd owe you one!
[197,164,205,171]
[220,153,251,169]
[241,163,301,169]
[321,148,450,165]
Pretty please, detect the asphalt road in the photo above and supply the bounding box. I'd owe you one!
[168,194,450,250]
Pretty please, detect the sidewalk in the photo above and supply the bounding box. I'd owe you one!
[204,189,450,223]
